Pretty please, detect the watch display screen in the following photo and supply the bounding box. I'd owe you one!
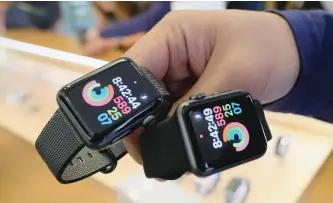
[184,92,267,172]
[63,59,159,140]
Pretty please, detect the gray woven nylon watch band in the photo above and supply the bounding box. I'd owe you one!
[35,109,126,184]
[138,67,169,96]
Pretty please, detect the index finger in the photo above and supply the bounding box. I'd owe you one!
[123,24,170,80]
[121,25,172,164]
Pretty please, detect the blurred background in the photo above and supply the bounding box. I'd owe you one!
[1,1,333,203]
[1,1,332,59]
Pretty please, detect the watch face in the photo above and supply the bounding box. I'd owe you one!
[59,58,160,142]
[183,92,267,173]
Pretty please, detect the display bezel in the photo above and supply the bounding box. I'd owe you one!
[57,57,163,150]
[177,91,268,177]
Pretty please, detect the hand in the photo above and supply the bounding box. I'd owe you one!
[0,2,9,33]
[83,38,105,56]
[83,29,105,55]
[0,14,5,33]
[123,10,299,166]
[85,29,101,43]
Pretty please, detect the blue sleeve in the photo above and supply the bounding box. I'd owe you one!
[100,2,170,38]
[266,10,333,123]
[6,2,59,29]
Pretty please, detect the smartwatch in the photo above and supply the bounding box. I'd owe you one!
[140,91,272,180]
[35,57,171,184]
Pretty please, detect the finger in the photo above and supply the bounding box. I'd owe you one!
[155,178,166,182]
[123,128,144,165]
[164,75,197,99]
[121,27,170,163]
[124,14,195,83]
[123,22,170,80]
[121,21,173,163]
[168,67,225,116]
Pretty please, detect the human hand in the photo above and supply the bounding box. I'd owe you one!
[85,29,101,42]
[83,29,104,55]
[0,2,9,33]
[122,10,300,165]
[83,38,105,56]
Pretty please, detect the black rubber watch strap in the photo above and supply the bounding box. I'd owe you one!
[140,114,190,180]
[35,109,126,184]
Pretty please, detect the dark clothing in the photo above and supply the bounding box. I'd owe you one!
[6,2,59,29]
[100,2,170,38]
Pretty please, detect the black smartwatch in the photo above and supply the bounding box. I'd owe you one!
[35,57,171,184]
[140,91,272,180]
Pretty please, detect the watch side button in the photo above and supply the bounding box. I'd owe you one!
[213,90,232,95]
[142,115,156,128]
[190,93,206,100]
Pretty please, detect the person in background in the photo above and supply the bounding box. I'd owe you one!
[84,31,145,56]
[2,2,59,30]
[84,1,266,56]
[0,2,8,33]
[93,1,149,29]
[58,1,96,42]
[227,1,265,10]
[84,1,170,55]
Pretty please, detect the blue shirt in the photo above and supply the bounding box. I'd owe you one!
[6,2,59,29]
[99,1,266,38]
[266,10,333,123]
[100,2,171,38]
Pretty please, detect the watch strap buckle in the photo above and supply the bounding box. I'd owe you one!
[100,148,118,174]
[100,140,127,174]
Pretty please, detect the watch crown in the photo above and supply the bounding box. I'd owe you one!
[142,115,156,128]
[189,93,206,100]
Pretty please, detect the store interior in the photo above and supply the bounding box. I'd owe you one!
[1,1,333,203]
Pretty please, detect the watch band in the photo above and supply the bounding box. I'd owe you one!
[138,66,169,96]
[140,113,190,180]
[138,66,172,120]
[35,109,126,184]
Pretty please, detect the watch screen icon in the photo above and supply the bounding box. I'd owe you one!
[139,93,149,102]
[223,122,250,152]
[82,80,114,107]
[192,111,203,122]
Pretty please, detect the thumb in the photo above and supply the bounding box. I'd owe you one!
[168,66,230,116]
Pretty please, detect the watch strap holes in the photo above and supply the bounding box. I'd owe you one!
[78,157,84,163]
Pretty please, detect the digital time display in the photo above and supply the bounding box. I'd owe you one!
[185,92,267,172]
[65,59,159,140]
